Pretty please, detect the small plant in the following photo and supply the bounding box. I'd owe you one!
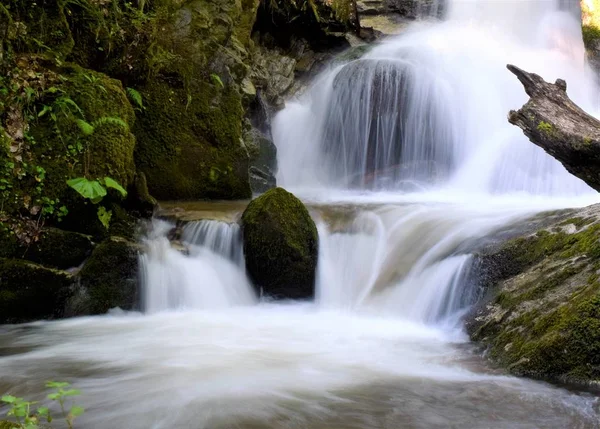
[67,176,127,228]
[210,73,224,89]
[1,381,84,429]
[126,87,143,110]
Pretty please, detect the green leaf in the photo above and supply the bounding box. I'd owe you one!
[126,87,143,109]
[76,119,95,136]
[47,393,60,400]
[45,381,70,389]
[97,206,112,229]
[1,394,17,403]
[36,407,49,416]
[67,178,107,202]
[103,177,127,197]
[210,73,224,88]
[70,406,85,417]
[62,389,81,397]
[38,105,50,118]
[92,116,128,130]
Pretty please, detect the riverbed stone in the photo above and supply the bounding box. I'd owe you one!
[0,259,73,324]
[72,237,140,315]
[241,187,318,299]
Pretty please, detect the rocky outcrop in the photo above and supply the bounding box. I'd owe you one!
[0,259,73,323]
[241,187,318,299]
[507,64,600,192]
[468,204,600,386]
[357,0,445,35]
[70,238,140,316]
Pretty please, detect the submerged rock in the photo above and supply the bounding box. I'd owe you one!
[468,204,600,386]
[71,237,140,315]
[0,259,73,324]
[241,187,318,299]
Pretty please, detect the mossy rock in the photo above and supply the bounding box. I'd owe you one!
[0,258,73,324]
[22,227,93,269]
[241,187,318,299]
[134,79,251,200]
[73,237,139,315]
[1,56,136,236]
[469,217,600,386]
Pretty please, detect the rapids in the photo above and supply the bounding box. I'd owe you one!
[2,0,600,428]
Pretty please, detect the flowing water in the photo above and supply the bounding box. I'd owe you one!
[2,0,600,428]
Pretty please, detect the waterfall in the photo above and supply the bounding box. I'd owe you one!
[274,0,598,195]
[140,220,255,313]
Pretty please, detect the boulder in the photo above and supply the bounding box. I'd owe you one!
[71,237,140,315]
[22,228,93,269]
[0,259,73,324]
[241,187,318,299]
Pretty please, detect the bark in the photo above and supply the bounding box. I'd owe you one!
[507,64,600,192]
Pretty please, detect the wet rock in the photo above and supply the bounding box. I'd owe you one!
[22,228,93,270]
[0,259,73,324]
[467,203,600,387]
[241,187,318,299]
[245,127,278,193]
[71,237,140,315]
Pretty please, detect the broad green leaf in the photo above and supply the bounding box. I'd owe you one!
[45,381,70,389]
[62,389,81,397]
[36,407,49,416]
[97,206,112,229]
[76,119,95,136]
[1,394,17,403]
[70,406,85,417]
[103,177,127,197]
[67,178,107,202]
[47,393,60,400]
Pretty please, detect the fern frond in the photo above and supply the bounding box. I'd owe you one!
[76,119,95,136]
[91,117,129,130]
[126,87,144,110]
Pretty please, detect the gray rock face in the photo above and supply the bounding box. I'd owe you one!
[245,128,278,194]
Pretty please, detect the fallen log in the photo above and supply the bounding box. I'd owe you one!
[507,64,600,192]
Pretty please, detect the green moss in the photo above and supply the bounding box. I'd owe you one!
[0,258,73,323]
[76,237,139,315]
[22,227,93,269]
[242,187,318,299]
[0,421,18,429]
[134,79,251,200]
[473,221,600,385]
[537,121,554,136]
[582,24,600,48]
[559,216,595,229]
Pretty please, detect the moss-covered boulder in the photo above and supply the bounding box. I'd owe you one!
[132,0,261,200]
[70,237,139,315]
[134,80,251,200]
[468,208,600,386]
[22,228,93,269]
[0,258,73,323]
[241,187,318,299]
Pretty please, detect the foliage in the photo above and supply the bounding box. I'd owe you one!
[67,176,127,228]
[126,87,143,110]
[210,73,224,89]
[1,381,84,429]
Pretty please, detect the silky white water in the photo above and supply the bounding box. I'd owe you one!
[2,0,600,427]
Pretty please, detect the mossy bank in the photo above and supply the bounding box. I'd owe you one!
[468,204,600,387]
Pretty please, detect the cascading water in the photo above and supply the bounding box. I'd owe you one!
[274,0,597,195]
[2,1,600,428]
